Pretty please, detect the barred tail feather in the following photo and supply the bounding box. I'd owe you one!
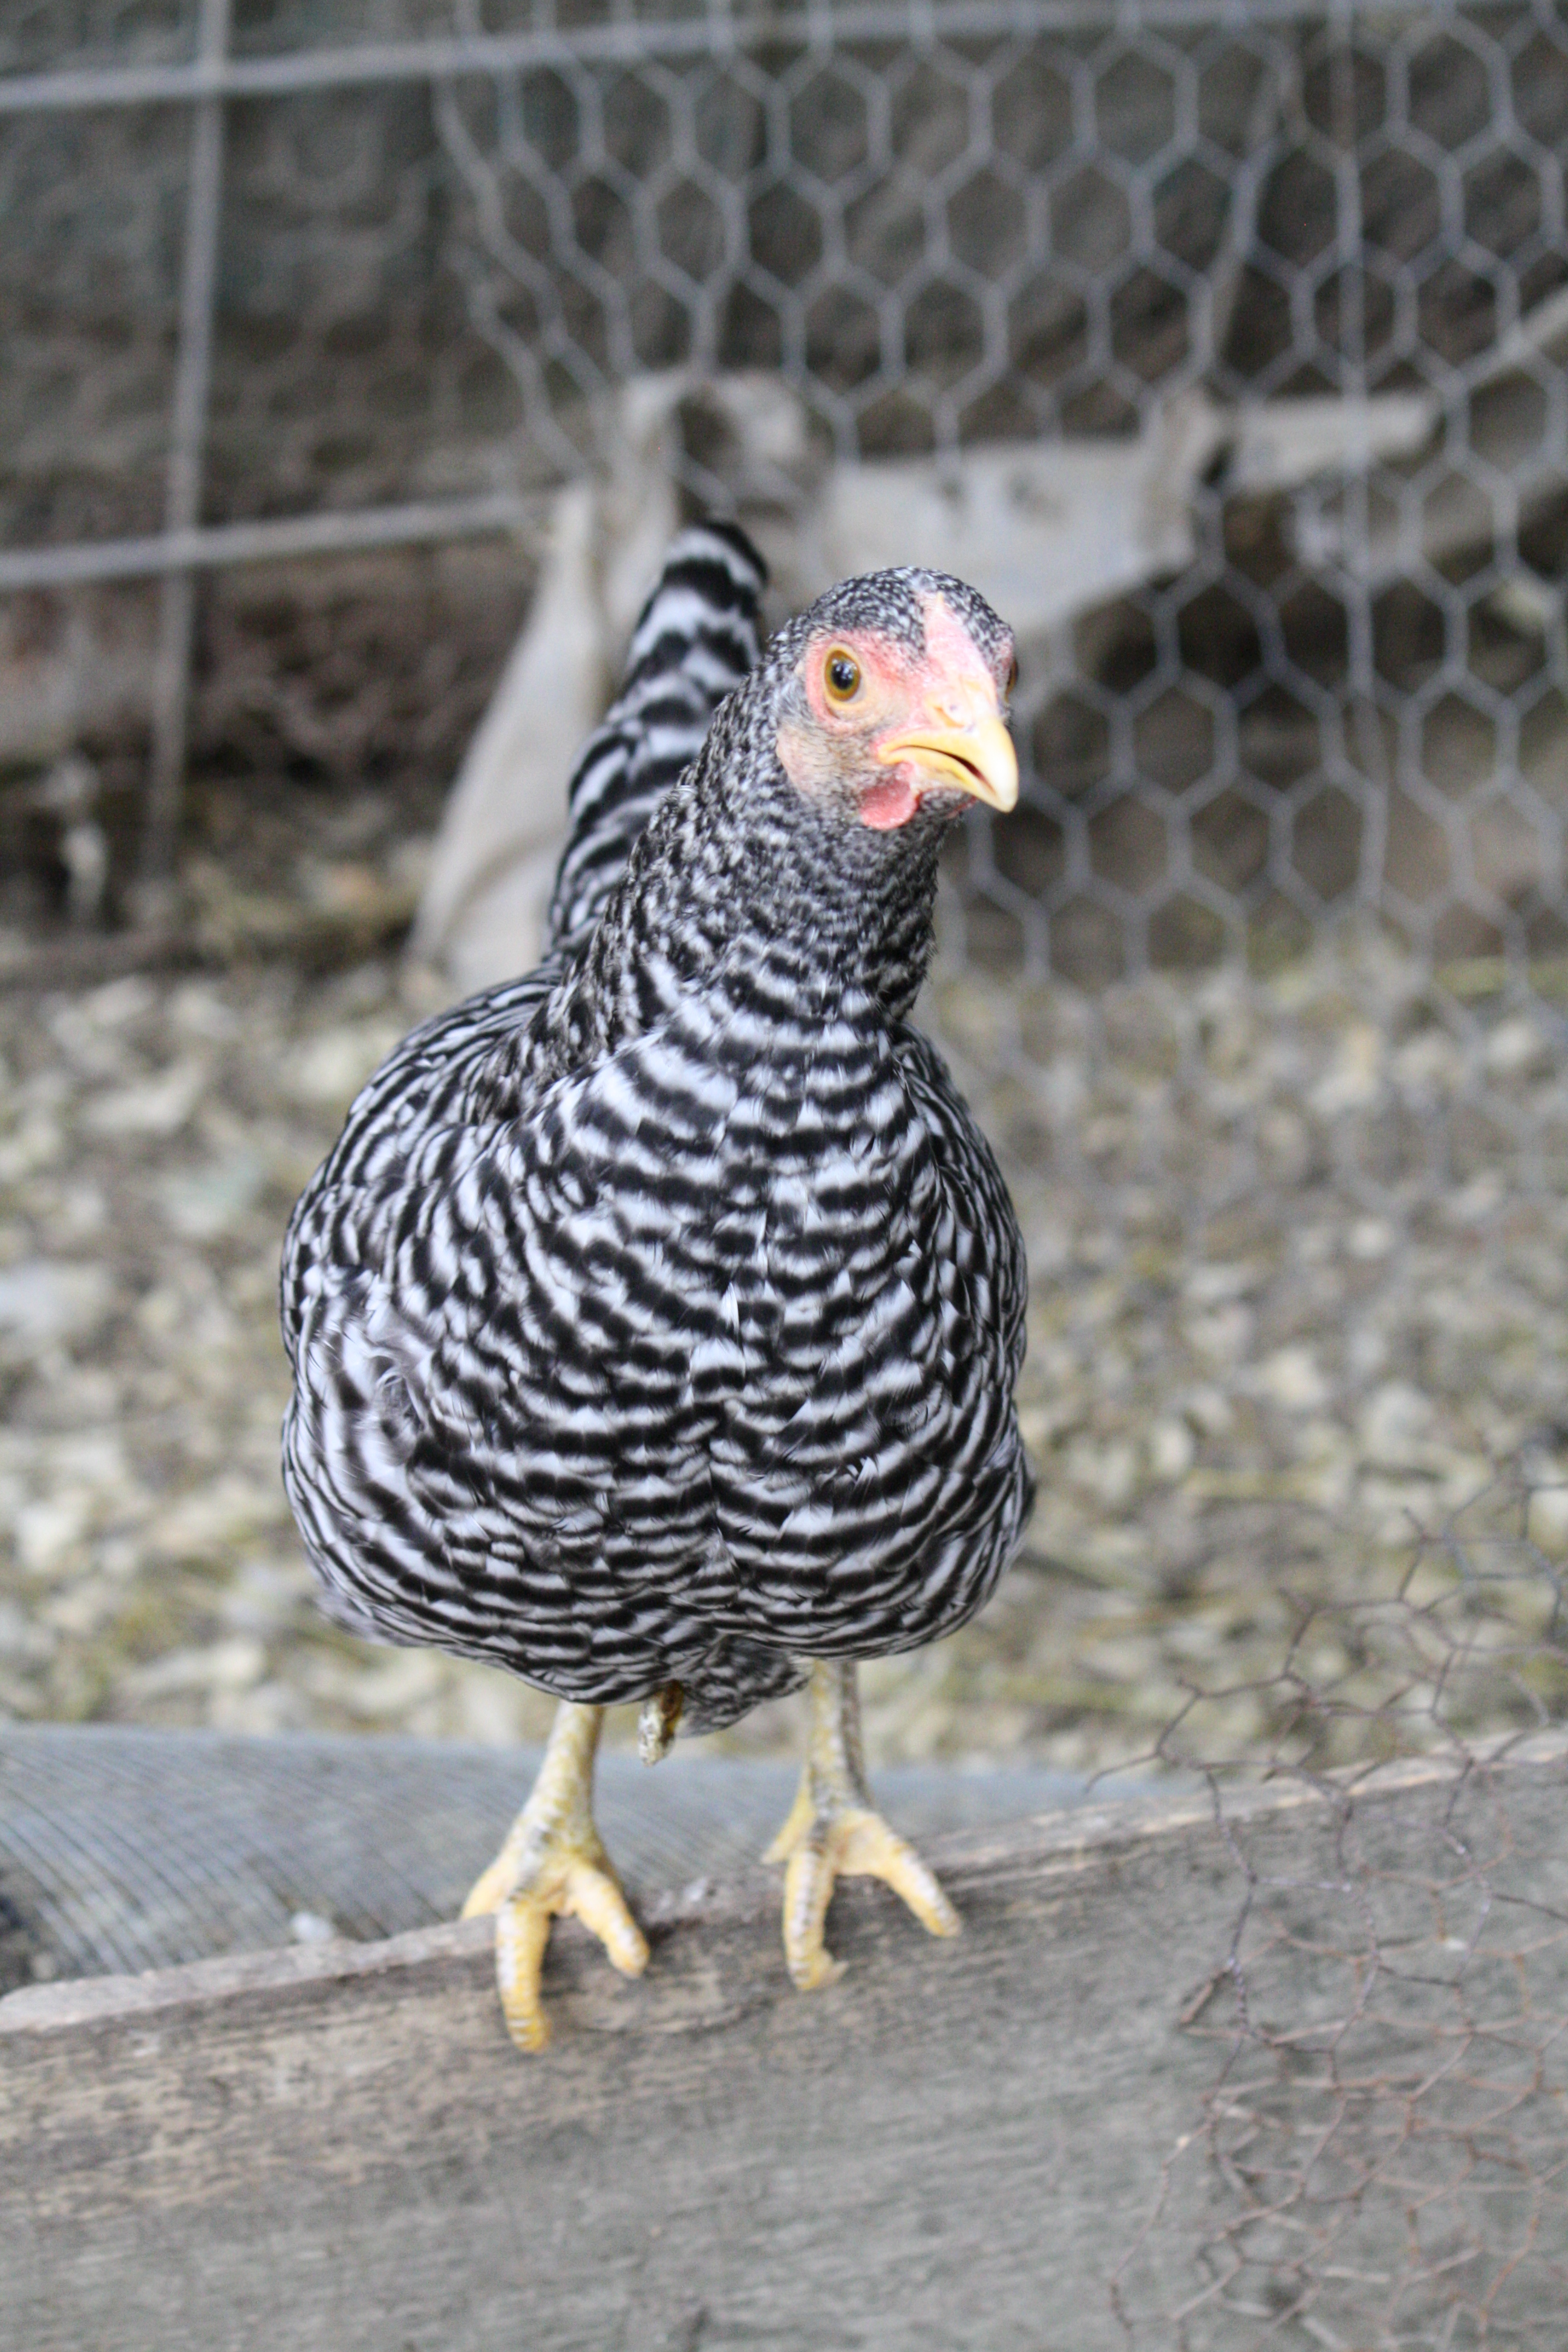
[543,520,767,952]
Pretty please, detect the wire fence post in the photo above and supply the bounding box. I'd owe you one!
[137,0,231,921]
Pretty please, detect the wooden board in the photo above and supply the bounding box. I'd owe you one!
[5,1750,1566,2352]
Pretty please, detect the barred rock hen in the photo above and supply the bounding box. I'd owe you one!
[281,521,1032,2050]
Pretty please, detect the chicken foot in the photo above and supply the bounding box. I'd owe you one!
[765,1659,961,1990]
[461,1699,648,2051]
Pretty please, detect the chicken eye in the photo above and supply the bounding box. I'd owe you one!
[824,649,862,704]
[1005,655,1019,697]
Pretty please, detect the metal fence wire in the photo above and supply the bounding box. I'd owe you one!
[5,0,1567,978]
[1103,1469,1568,2349]
[5,1,1568,2344]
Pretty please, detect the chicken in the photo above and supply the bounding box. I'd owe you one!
[281,521,1032,2049]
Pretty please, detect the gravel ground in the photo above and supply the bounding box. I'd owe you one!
[2,927,1566,1776]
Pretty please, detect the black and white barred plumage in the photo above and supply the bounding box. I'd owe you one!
[281,521,1032,1732]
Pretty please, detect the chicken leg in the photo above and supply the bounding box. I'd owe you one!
[461,1700,648,2051]
[765,1659,961,1990]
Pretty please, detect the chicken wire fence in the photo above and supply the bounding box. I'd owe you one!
[5,0,1568,2341]
[6,0,1567,962]
[1100,1469,1568,2350]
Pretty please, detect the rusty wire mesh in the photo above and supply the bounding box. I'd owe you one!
[4,2,1568,2341]
[1104,1469,1568,2347]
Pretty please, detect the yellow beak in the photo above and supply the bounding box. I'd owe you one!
[874,712,1019,814]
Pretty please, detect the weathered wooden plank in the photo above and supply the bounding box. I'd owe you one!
[0,1728,1098,1984]
[4,1754,1565,2352]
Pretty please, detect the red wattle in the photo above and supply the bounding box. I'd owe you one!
[860,776,920,829]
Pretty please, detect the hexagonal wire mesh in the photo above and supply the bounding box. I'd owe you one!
[5,0,1568,2339]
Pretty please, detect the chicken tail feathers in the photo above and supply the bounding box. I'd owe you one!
[543,520,768,952]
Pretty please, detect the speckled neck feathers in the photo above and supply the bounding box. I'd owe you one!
[537,701,949,1090]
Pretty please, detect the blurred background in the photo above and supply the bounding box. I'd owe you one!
[2,0,1567,1778]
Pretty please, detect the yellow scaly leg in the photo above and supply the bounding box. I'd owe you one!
[764,1659,960,1991]
[461,1700,648,2052]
